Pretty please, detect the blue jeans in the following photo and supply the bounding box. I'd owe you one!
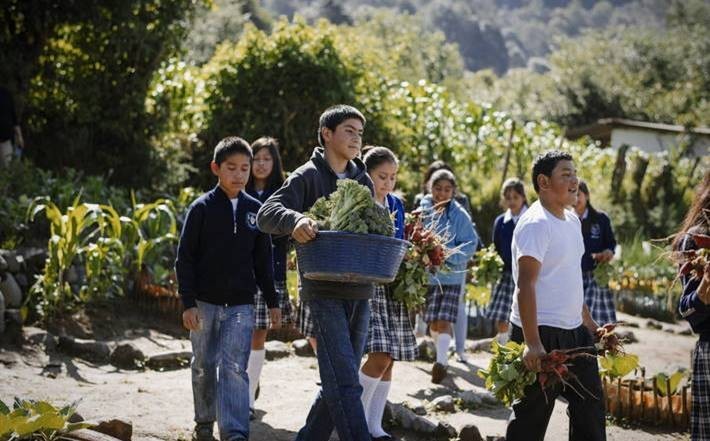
[295,297,371,441]
[190,301,254,441]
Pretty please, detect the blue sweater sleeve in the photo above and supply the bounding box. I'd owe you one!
[447,206,478,267]
[175,202,204,310]
[678,235,709,325]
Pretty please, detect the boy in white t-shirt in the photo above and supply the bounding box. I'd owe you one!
[506,150,605,441]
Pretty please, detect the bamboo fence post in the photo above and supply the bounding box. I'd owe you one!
[682,385,689,428]
[628,379,634,418]
[653,377,660,424]
[617,378,623,420]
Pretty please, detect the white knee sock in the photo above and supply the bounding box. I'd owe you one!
[436,333,451,366]
[367,380,391,437]
[246,349,265,407]
[359,371,380,420]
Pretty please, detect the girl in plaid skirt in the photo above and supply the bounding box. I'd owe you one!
[574,180,617,326]
[485,178,528,343]
[419,169,477,384]
[245,137,295,416]
[358,146,418,441]
[674,172,710,441]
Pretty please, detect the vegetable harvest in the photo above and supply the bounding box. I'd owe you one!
[305,179,394,236]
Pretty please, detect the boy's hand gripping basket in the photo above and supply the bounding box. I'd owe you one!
[295,231,409,284]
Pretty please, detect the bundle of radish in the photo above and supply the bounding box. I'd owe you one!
[478,341,598,406]
[595,323,640,380]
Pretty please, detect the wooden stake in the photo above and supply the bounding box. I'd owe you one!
[666,377,674,427]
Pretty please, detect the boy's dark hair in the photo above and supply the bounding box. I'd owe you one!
[428,169,457,192]
[317,104,366,147]
[247,137,285,192]
[363,145,398,172]
[531,150,573,193]
[213,136,252,165]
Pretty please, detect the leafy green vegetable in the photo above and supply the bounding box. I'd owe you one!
[478,341,536,407]
[654,370,688,396]
[472,244,504,288]
[598,353,639,379]
[305,179,394,236]
[0,398,91,441]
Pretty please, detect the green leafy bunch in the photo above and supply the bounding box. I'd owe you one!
[0,398,90,441]
[478,341,536,407]
[472,244,504,288]
[305,179,394,236]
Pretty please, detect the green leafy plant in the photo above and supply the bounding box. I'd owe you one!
[0,398,91,441]
[654,370,689,397]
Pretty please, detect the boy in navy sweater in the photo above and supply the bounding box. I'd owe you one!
[176,137,281,441]
[257,105,374,441]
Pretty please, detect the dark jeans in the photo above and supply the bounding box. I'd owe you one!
[506,324,606,441]
[295,297,371,441]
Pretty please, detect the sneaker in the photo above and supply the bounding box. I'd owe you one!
[192,423,217,441]
[431,362,448,384]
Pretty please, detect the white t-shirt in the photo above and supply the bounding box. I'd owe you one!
[509,200,585,330]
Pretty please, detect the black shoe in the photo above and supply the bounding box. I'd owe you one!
[431,362,448,384]
[372,436,396,441]
[249,408,256,421]
[192,423,217,441]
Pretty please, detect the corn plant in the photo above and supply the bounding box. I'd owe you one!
[0,398,90,441]
[26,196,129,318]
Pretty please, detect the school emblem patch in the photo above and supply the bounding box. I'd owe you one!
[591,223,601,239]
[247,212,258,230]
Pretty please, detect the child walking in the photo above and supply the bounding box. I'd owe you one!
[574,180,617,326]
[176,137,281,441]
[485,178,528,344]
[257,105,374,441]
[358,146,418,441]
[674,171,710,441]
[417,169,477,384]
[506,150,604,441]
[244,137,294,418]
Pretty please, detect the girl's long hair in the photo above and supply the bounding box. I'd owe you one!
[672,171,710,250]
[247,137,285,193]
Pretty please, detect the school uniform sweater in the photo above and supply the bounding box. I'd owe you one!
[418,195,478,287]
[492,208,527,273]
[256,147,375,301]
[580,209,617,272]
[386,193,405,240]
[175,186,278,310]
[678,229,710,341]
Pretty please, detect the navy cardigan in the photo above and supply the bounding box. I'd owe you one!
[175,186,277,310]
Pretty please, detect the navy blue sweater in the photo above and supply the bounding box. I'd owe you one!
[678,230,710,341]
[580,209,617,272]
[492,212,516,273]
[247,187,288,282]
[175,186,277,310]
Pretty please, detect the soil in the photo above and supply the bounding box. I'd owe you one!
[0,303,695,441]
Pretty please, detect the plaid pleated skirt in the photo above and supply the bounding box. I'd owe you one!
[365,285,418,361]
[693,340,710,441]
[424,284,461,323]
[254,280,295,329]
[582,271,617,325]
[296,299,315,339]
[485,271,515,323]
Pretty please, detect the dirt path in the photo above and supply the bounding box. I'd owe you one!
[0,311,695,440]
